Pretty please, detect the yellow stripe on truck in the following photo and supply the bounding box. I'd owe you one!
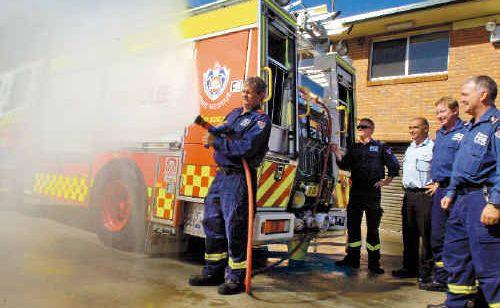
[180,164,216,198]
[152,182,176,220]
[181,0,258,39]
[262,169,295,207]
[33,172,89,203]
[256,161,297,208]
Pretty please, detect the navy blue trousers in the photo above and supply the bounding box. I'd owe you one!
[431,187,449,284]
[346,187,383,263]
[443,190,500,307]
[202,171,249,283]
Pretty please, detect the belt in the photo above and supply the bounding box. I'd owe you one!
[438,179,450,187]
[456,186,485,195]
[217,166,244,174]
[405,187,427,192]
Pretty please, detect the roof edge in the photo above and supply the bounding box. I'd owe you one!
[340,0,470,25]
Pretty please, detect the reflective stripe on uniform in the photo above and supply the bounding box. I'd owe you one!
[435,261,444,268]
[447,284,478,295]
[228,258,246,270]
[366,243,381,251]
[348,241,362,248]
[489,302,500,308]
[205,252,228,262]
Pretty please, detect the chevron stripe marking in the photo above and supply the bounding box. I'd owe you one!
[274,185,293,207]
[258,162,277,189]
[261,168,295,207]
[257,165,295,206]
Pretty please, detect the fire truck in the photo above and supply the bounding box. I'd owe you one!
[0,0,356,254]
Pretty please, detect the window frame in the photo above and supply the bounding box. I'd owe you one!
[369,31,450,81]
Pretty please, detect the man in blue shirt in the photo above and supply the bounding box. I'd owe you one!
[428,76,499,308]
[393,117,434,283]
[188,77,272,295]
[420,97,466,292]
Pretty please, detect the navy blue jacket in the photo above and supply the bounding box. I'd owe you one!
[209,107,271,169]
[431,118,467,184]
[337,139,400,188]
[446,107,500,205]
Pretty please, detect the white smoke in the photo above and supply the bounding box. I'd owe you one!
[0,0,198,154]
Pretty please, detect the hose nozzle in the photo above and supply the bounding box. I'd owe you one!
[194,115,213,130]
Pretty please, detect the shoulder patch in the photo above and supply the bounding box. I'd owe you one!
[240,118,251,127]
[496,127,500,139]
[257,120,266,130]
[452,133,464,142]
[490,115,498,124]
[474,132,488,146]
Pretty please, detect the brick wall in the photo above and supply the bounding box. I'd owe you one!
[347,26,500,142]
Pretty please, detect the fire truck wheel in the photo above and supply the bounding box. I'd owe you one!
[91,160,147,252]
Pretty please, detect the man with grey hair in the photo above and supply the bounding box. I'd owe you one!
[428,75,499,308]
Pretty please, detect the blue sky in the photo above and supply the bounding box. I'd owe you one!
[188,0,422,17]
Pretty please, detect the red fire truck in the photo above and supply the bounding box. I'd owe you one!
[0,0,356,254]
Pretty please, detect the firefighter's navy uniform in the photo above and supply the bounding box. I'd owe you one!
[429,118,466,286]
[337,139,400,269]
[443,107,499,307]
[202,106,271,284]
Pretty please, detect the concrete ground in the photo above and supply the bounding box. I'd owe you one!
[0,208,444,308]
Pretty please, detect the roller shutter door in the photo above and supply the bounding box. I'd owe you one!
[380,143,408,232]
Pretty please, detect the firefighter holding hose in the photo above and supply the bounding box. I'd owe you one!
[188,77,271,295]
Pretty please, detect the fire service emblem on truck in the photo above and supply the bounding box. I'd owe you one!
[201,63,232,110]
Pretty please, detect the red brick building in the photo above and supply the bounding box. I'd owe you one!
[323,0,500,230]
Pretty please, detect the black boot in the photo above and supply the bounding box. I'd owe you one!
[368,259,385,275]
[419,263,433,284]
[336,254,360,269]
[188,274,225,286]
[419,281,447,292]
[367,249,383,274]
[392,267,418,278]
[218,281,245,295]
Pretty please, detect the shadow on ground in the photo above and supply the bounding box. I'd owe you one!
[248,248,417,306]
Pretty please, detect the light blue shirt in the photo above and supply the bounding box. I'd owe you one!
[402,137,434,189]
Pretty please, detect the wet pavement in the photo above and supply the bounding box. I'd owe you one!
[0,208,444,307]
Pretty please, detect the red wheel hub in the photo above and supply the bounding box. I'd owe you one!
[101,180,131,232]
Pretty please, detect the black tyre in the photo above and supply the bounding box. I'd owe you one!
[91,160,147,252]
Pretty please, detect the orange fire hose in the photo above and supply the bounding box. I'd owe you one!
[242,158,254,295]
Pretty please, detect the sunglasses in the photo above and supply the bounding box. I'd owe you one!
[357,125,372,130]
